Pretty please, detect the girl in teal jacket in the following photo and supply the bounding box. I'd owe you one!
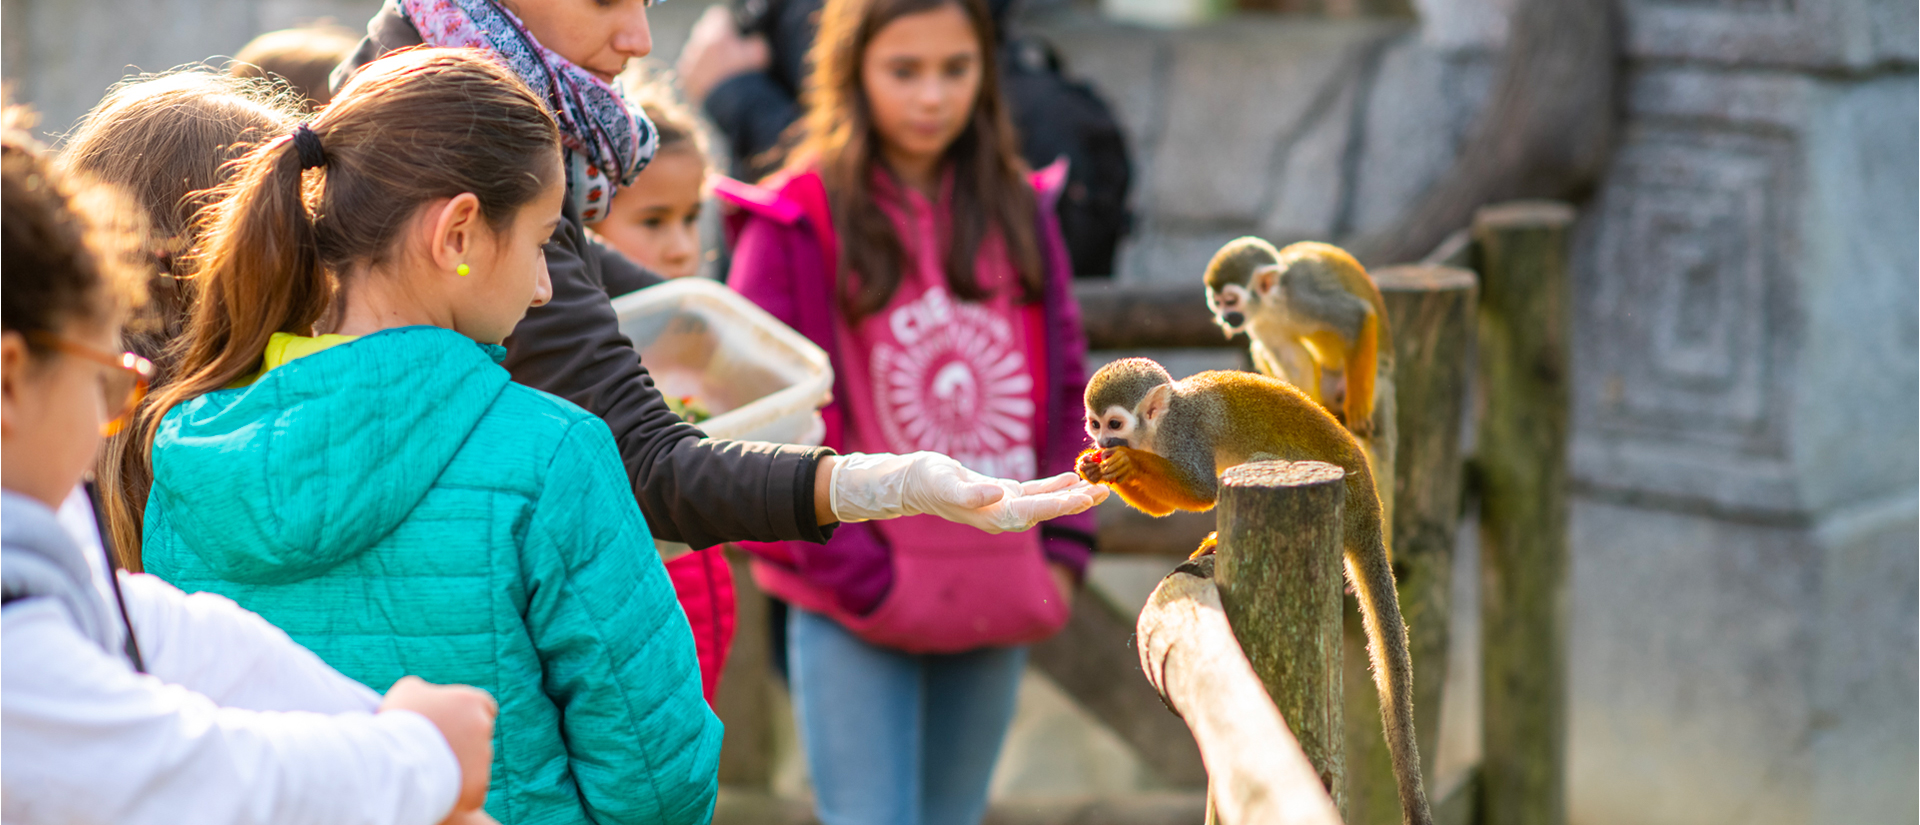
[136,49,720,825]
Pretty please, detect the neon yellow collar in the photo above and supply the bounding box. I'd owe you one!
[234,332,358,387]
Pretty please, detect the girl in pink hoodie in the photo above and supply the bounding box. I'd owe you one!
[723,0,1096,820]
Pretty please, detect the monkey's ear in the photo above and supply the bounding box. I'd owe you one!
[1252,265,1280,298]
[1141,384,1172,424]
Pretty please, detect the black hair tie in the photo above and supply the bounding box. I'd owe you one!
[291,123,328,170]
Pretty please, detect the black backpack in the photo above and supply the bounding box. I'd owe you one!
[1000,36,1134,278]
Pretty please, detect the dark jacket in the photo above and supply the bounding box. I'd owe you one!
[336,2,834,550]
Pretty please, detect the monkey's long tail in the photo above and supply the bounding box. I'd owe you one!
[1347,534,1434,825]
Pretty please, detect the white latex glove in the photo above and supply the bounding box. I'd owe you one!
[830,452,1109,533]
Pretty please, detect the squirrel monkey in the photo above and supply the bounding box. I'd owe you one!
[1077,358,1431,825]
[1204,237,1397,543]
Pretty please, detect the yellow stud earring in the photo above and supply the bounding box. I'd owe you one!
[456,263,471,277]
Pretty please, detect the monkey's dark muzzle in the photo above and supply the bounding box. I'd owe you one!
[1100,437,1130,450]
[1220,311,1245,329]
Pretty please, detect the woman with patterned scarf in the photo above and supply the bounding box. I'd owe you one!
[328,0,1105,714]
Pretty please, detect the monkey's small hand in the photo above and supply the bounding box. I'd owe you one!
[1099,447,1139,484]
[1075,447,1106,484]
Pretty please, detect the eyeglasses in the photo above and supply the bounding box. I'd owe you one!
[26,332,154,436]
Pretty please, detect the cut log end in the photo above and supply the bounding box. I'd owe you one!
[1472,200,1576,230]
[1221,459,1345,490]
[1373,264,1478,294]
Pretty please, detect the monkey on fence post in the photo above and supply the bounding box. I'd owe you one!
[1075,358,1432,825]
[1202,238,1397,543]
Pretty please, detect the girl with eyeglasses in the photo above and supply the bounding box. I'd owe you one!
[1,103,501,825]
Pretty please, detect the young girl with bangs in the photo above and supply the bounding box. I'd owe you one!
[723,0,1095,819]
[134,48,719,825]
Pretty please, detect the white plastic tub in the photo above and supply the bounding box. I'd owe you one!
[611,276,833,446]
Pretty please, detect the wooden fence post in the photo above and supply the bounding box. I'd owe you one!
[1212,460,1349,812]
[1472,201,1574,825]
[1340,265,1480,825]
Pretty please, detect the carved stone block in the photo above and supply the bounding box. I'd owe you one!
[1574,67,1916,517]
[1576,122,1800,514]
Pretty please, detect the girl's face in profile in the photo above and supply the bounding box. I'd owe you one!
[860,2,982,176]
[452,152,566,344]
[592,146,706,280]
[0,305,127,508]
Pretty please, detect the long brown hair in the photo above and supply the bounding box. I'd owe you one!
[60,70,300,566]
[116,47,560,568]
[789,0,1043,319]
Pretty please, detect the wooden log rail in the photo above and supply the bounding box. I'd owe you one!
[1136,559,1341,825]
[1074,281,1229,350]
[1135,461,1349,824]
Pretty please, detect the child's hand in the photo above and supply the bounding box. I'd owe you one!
[381,676,498,815]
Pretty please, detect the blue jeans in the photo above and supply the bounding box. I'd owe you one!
[788,607,1027,825]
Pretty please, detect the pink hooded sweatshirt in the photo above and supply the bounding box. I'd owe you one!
[720,163,1096,654]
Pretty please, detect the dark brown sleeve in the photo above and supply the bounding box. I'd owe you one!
[502,209,834,549]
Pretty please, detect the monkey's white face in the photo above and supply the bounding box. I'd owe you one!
[1087,404,1142,450]
[1207,283,1252,335]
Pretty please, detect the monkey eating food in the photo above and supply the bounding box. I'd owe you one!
[1201,237,1397,542]
[1077,357,1431,825]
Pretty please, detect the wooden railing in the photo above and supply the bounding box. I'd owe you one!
[1049,200,1574,825]
[712,201,1574,825]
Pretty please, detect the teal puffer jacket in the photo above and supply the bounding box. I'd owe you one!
[142,326,721,825]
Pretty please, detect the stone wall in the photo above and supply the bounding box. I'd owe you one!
[1567,2,1917,821]
[1039,2,1917,821]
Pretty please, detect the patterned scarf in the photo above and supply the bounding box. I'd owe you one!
[401,0,657,222]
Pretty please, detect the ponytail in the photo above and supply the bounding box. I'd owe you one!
[117,47,560,568]
[164,132,328,401]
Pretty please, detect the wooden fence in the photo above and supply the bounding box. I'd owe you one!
[1072,200,1574,824]
[710,200,1574,825]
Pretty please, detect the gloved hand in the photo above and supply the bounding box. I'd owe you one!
[830,452,1109,533]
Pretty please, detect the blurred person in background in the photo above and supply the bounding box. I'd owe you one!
[590,67,714,282]
[59,68,303,563]
[679,0,1133,277]
[723,0,1096,818]
[230,24,361,110]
